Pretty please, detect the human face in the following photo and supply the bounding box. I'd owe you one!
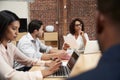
[75,21,82,33]
[4,21,20,41]
[37,25,44,38]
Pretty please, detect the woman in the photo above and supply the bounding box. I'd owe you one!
[63,18,89,50]
[0,10,61,80]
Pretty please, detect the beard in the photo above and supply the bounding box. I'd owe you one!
[37,33,43,39]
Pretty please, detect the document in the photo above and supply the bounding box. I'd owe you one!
[63,36,79,49]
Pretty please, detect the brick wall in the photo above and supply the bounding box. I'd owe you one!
[67,0,97,40]
[30,0,97,49]
[30,0,58,31]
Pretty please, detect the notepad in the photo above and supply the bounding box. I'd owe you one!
[63,36,79,49]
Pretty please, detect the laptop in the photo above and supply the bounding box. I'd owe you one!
[84,40,101,54]
[48,51,79,77]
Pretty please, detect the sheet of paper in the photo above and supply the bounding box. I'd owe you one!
[63,36,79,49]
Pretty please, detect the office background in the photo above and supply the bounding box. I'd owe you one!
[0,0,96,49]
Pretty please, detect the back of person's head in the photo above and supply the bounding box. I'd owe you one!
[97,0,120,24]
[97,0,120,52]
[28,19,43,33]
[69,18,84,35]
[0,10,19,42]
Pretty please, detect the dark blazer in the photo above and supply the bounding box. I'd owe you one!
[67,44,120,80]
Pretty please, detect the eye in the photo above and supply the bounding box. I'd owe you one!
[12,27,17,30]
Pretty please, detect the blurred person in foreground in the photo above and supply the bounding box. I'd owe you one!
[67,0,120,80]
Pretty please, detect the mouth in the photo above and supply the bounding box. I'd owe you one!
[14,36,17,39]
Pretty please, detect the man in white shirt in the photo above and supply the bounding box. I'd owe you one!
[15,20,69,71]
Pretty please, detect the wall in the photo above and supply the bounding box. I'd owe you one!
[30,0,58,31]
[67,0,97,40]
[30,0,97,49]
[0,1,29,19]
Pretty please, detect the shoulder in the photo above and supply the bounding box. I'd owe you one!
[84,33,88,36]
[67,33,73,37]
[8,42,17,51]
[18,33,31,43]
[8,42,16,48]
[36,38,43,44]
[18,34,27,43]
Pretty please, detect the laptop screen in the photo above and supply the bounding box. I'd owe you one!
[67,51,79,71]
[84,40,101,54]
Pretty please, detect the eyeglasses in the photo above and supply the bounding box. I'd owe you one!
[75,24,82,27]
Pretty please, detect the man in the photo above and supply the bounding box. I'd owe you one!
[67,0,120,80]
[15,20,69,70]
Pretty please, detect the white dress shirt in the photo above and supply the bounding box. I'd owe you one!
[15,33,52,69]
[67,33,89,50]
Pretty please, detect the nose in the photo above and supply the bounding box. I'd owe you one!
[15,29,19,35]
[42,30,44,33]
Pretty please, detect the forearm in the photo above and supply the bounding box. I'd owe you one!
[41,53,58,60]
[48,49,58,53]
[82,36,87,46]
[0,56,43,80]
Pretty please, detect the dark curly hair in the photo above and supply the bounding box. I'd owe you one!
[69,18,84,35]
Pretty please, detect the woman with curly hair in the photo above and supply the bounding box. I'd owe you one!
[63,18,89,51]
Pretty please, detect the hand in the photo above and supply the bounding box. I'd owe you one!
[80,31,84,36]
[56,50,70,60]
[57,50,66,54]
[58,52,70,60]
[41,58,62,77]
[46,58,61,67]
[63,43,70,50]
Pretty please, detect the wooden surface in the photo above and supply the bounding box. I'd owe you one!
[70,53,101,77]
[16,32,27,41]
[29,53,101,80]
[44,32,58,48]
[44,32,58,41]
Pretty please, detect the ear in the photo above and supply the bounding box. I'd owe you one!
[96,11,105,34]
[34,29,38,33]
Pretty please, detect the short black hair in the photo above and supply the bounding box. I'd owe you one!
[0,10,19,42]
[97,0,120,23]
[28,19,43,33]
[69,18,84,35]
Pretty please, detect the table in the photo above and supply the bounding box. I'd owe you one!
[29,53,101,80]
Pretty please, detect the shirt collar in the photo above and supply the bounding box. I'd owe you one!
[26,33,34,40]
[26,33,36,43]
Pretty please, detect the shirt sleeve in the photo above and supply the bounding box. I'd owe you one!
[0,55,43,80]
[38,39,52,53]
[17,40,43,59]
[14,46,45,67]
[84,33,89,41]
